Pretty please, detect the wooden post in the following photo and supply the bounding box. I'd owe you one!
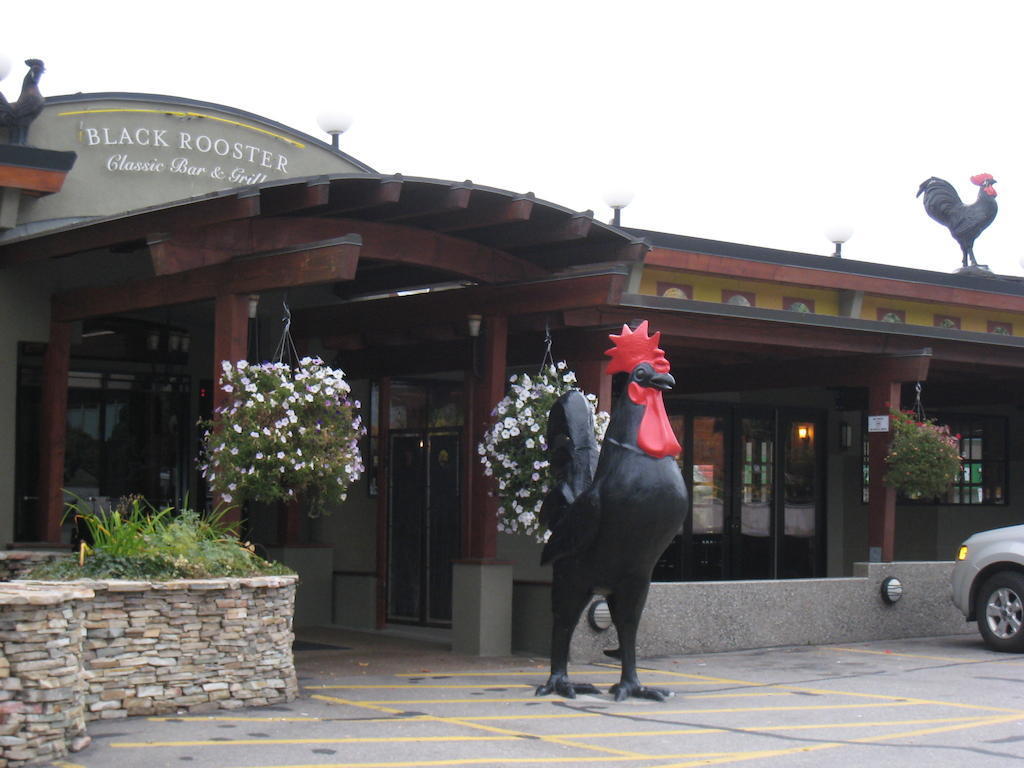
[37,315,71,544]
[573,358,612,414]
[464,315,508,560]
[867,380,901,562]
[212,293,249,523]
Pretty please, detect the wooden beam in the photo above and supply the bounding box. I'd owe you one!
[379,183,473,223]
[293,269,628,338]
[432,195,535,233]
[147,217,545,283]
[0,190,260,267]
[326,175,403,215]
[494,212,594,250]
[672,350,932,394]
[37,316,71,544]
[258,178,331,216]
[54,236,362,321]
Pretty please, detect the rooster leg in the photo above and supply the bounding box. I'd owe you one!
[536,573,600,698]
[607,584,671,702]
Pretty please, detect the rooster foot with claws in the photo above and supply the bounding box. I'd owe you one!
[610,681,673,702]
[535,675,601,699]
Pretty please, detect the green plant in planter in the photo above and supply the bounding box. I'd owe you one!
[885,409,963,500]
[30,495,293,580]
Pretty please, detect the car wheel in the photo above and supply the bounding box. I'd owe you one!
[975,571,1024,652]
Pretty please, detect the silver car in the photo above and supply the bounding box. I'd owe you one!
[952,524,1024,652]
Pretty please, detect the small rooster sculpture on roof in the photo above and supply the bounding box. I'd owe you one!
[536,320,688,702]
[917,173,998,269]
[0,59,46,145]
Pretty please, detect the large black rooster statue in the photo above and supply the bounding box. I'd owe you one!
[917,173,998,269]
[536,321,688,702]
[0,59,46,145]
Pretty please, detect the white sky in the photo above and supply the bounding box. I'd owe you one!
[4,0,1023,274]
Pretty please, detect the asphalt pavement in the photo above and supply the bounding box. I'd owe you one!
[52,629,1024,768]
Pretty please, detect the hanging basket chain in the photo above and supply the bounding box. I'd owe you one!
[539,319,555,374]
[271,296,300,367]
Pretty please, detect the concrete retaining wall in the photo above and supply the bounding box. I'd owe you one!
[570,561,970,661]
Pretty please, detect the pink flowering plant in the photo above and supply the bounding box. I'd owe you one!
[478,362,608,541]
[200,357,364,515]
[885,409,962,500]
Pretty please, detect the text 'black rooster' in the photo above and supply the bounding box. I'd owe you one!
[917,173,998,268]
[536,321,688,702]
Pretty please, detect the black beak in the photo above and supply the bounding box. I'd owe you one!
[650,372,675,391]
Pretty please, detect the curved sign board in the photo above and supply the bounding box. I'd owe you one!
[19,93,371,225]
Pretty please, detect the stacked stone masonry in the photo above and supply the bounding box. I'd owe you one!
[0,567,297,765]
[0,583,93,767]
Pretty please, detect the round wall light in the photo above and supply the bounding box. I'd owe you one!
[588,599,612,631]
[880,576,903,604]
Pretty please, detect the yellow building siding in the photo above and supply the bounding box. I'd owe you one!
[641,267,1020,336]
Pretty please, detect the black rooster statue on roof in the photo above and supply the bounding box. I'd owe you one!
[917,173,998,270]
[535,320,688,702]
[0,59,46,145]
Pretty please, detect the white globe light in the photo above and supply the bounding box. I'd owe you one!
[0,54,12,82]
[604,189,634,210]
[316,110,353,136]
[825,224,854,244]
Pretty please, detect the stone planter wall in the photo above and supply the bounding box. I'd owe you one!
[0,583,93,766]
[26,576,300,719]
[0,551,70,581]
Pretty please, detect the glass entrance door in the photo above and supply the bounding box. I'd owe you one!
[734,415,774,579]
[387,429,461,625]
[655,406,825,582]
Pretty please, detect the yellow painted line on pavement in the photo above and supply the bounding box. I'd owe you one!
[312,693,647,759]
[646,712,1024,768]
[619,662,1024,716]
[149,715,324,722]
[355,691,791,705]
[825,646,991,663]
[214,714,1024,767]
[112,714,993,749]
[307,681,701,690]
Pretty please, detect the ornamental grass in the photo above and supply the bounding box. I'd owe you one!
[30,495,292,581]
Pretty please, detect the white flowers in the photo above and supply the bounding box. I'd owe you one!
[199,357,364,514]
[478,363,608,542]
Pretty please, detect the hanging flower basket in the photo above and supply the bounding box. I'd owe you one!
[199,358,365,515]
[884,409,962,500]
[478,362,608,542]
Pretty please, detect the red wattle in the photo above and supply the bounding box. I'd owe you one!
[629,382,681,458]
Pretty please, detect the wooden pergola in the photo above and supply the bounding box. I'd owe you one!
[0,174,646,558]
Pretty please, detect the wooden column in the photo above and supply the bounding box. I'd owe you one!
[212,293,249,523]
[277,337,310,546]
[37,316,71,543]
[573,359,612,414]
[867,380,902,562]
[465,315,508,560]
